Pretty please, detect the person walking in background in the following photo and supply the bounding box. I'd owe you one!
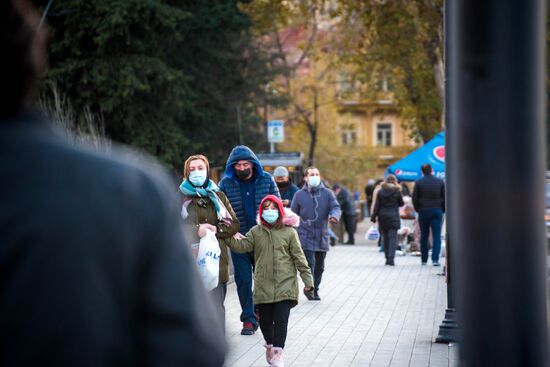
[273,166,299,207]
[371,174,404,266]
[291,167,341,301]
[399,180,411,197]
[333,184,357,244]
[0,2,226,365]
[219,145,280,335]
[412,163,445,266]
[229,195,313,367]
[370,178,385,250]
[365,179,375,217]
[179,154,240,333]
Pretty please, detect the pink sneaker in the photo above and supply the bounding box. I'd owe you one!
[264,343,273,363]
[270,347,284,367]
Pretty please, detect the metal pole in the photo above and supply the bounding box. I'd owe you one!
[450,0,548,366]
[270,142,275,154]
[435,0,458,344]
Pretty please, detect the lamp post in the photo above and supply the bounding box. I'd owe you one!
[435,0,458,344]
[450,0,548,365]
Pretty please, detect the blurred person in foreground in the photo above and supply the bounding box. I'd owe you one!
[273,166,299,207]
[0,1,226,365]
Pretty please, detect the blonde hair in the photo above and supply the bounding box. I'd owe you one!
[183,154,210,179]
[385,174,397,184]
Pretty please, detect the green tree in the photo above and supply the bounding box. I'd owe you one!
[35,0,276,170]
[336,0,444,143]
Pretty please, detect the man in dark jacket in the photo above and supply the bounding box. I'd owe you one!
[0,2,226,365]
[219,146,280,335]
[412,163,446,266]
[273,166,300,207]
[291,167,341,300]
[333,184,357,244]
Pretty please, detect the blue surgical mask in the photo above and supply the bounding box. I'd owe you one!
[308,176,321,187]
[262,209,279,224]
[188,170,207,186]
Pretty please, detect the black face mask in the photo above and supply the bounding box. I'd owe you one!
[235,168,252,180]
[276,180,291,189]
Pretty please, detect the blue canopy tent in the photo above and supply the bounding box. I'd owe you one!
[386,132,445,181]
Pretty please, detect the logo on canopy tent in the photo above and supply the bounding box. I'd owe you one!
[433,146,445,162]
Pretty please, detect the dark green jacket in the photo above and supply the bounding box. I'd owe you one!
[228,224,313,306]
[182,191,240,284]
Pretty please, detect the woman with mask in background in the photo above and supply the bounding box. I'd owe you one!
[179,154,240,332]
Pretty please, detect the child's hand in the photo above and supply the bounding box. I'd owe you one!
[303,287,315,301]
[233,232,245,240]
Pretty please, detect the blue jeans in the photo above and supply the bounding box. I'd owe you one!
[230,250,257,324]
[418,208,443,263]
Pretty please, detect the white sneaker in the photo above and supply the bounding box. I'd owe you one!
[264,344,273,364]
[270,347,284,367]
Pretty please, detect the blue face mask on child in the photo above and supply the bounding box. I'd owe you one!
[262,209,279,224]
[188,170,207,186]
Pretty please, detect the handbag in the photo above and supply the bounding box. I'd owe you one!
[365,225,380,242]
[196,229,221,291]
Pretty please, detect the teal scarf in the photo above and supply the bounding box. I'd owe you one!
[179,179,222,212]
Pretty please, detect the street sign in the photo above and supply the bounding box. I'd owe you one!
[267,120,285,143]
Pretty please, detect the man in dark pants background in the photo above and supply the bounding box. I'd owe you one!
[219,146,280,335]
[333,184,356,244]
[0,2,226,365]
[412,163,446,266]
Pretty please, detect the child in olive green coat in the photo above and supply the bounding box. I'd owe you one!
[229,195,313,367]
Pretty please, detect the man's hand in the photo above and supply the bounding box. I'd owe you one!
[198,223,217,238]
[329,217,338,224]
[282,199,290,206]
[233,232,246,240]
[304,286,313,292]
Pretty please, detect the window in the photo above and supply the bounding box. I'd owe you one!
[338,71,355,93]
[376,123,392,146]
[341,124,357,145]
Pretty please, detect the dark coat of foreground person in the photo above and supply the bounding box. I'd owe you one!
[0,113,227,366]
[1,1,226,364]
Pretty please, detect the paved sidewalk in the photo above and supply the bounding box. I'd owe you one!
[224,221,457,367]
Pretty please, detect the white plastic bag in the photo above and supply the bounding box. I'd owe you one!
[365,225,380,242]
[196,229,221,291]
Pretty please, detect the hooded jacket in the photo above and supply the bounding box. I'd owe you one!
[291,184,342,251]
[219,146,280,234]
[372,183,404,230]
[228,195,313,306]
